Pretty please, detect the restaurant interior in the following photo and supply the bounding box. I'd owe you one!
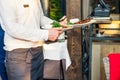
[41,0,120,80]
[0,0,120,80]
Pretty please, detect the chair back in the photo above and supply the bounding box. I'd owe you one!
[103,57,110,80]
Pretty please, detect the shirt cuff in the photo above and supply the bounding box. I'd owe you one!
[43,30,49,41]
[42,24,53,29]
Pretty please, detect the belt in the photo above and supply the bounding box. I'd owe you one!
[35,41,44,46]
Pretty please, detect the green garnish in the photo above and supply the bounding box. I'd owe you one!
[67,22,74,25]
[52,20,60,28]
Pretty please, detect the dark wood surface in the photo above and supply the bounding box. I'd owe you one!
[66,0,82,80]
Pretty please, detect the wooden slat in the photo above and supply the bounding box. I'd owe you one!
[101,43,120,80]
[66,0,82,80]
[92,42,120,80]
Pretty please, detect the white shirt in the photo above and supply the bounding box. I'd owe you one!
[0,0,53,51]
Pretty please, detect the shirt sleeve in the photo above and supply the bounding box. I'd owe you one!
[0,0,51,42]
[38,1,53,29]
[40,16,53,29]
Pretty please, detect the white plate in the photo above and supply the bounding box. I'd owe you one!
[73,20,96,27]
[53,20,97,31]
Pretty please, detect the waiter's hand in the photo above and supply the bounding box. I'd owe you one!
[48,28,63,41]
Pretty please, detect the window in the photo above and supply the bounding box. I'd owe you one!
[41,0,66,21]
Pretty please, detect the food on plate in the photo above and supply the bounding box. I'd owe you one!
[52,20,70,28]
[51,20,60,28]
[67,22,74,25]
[69,18,80,23]
[74,18,90,24]
[52,20,71,28]
[51,18,91,29]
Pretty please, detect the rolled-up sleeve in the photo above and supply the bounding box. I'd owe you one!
[40,16,53,29]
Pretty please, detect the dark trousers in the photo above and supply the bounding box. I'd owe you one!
[5,47,44,80]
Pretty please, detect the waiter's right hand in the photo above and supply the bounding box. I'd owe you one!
[48,28,63,41]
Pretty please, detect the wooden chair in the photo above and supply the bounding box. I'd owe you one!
[103,53,120,80]
[103,57,110,80]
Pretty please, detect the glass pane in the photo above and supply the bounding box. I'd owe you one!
[41,0,66,21]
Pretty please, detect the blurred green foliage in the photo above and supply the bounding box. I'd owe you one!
[49,0,63,21]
